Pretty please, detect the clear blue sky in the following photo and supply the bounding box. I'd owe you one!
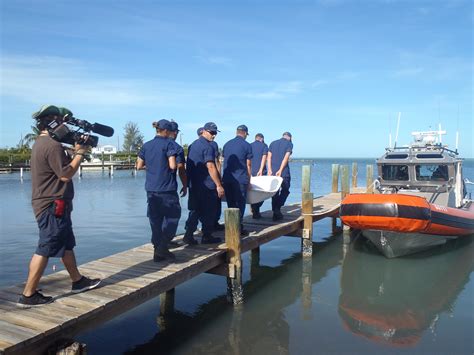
[1,0,472,158]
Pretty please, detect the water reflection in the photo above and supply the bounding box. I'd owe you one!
[125,237,342,354]
[338,237,474,347]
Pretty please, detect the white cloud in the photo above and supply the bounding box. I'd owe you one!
[194,55,233,66]
[0,55,310,108]
[393,67,425,77]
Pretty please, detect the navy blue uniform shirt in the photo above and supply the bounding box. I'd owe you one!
[138,136,177,192]
[210,141,219,160]
[269,138,293,178]
[250,140,269,176]
[187,136,217,190]
[223,136,253,184]
[171,140,185,165]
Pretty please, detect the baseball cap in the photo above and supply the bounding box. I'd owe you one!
[203,122,220,132]
[283,131,292,138]
[169,121,179,132]
[32,105,60,120]
[197,127,204,136]
[237,124,249,133]
[156,119,172,130]
[255,133,264,139]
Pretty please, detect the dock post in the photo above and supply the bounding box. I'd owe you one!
[340,165,351,237]
[302,165,311,194]
[301,253,313,320]
[20,167,24,180]
[79,166,82,178]
[331,164,339,193]
[332,217,338,234]
[366,164,374,193]
[109,165,114,177]
[301,191,314,256]
[157,288,175,330]
[352,162,358,188]
[225,208,243,305]
[250,247,260,280]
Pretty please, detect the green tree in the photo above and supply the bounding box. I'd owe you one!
[123,121,144,153]
[23,126,41,148]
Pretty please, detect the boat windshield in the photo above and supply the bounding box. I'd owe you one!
[415,164,449,182]
[381,165,409,181]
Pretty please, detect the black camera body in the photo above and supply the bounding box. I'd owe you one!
[46,114,113,148]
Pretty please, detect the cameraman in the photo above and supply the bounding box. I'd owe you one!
[17,105,100,308]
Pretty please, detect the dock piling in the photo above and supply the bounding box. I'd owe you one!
[340,165,351,233]
[340,165,350,199]
[301,254,313,320]
[352,162,358,188]
[302,165,311,194]
[331,164,339,193]
[225,208,243,305]
[302,191,314,256]
[366,164,374,193]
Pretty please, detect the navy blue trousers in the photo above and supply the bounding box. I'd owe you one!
[147,191,181,249]
[224,181,248,225]
[272,177,291,213]
[185,187,218,236]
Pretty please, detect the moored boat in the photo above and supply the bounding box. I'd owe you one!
[340,129,474,258]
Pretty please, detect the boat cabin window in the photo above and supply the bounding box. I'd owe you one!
[381,165,409,181]
[416,153,444,159]
[386,154,408,159]
[415,164,449,181]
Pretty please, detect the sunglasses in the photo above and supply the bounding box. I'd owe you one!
[207,130,218,136]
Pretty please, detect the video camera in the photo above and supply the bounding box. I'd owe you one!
[46,109,114,148]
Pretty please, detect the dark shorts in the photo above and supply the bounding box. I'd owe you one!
[36,205,76,258]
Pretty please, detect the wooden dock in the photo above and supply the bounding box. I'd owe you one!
[0,164,370,354]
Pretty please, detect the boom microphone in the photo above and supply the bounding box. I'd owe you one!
[91,123,114,137]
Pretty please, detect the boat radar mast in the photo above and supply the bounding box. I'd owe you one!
[411,127,446,147]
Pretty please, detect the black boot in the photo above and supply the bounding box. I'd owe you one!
[153,246,176,262]
[201,234,222,244]
[183,232,198,245]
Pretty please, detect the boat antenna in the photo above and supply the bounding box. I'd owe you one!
[438,123,442,144]
[455,105,460,153]
[388,113,392,148]
[394,112,401,148]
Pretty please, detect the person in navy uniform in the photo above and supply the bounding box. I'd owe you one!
[182,127,203,245]
[222,124,253,235]
[268,132,293,221]
[137,119,180,262]
[250,133,269,219]
[211,137,225,231]
[168,120,187,198]
[184,122,225,244]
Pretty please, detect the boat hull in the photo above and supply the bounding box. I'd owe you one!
[362,230,455,258]
[340,194,474,257]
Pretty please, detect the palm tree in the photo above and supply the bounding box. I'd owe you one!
[23,126,41,148]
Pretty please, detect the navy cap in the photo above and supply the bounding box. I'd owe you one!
[283,131,292,138]
[156,119,172,130]
[237,124,249,133]
[169,121,179,132]
[255,133,264,139]
[197,127,204,136]
[203,122,220,132]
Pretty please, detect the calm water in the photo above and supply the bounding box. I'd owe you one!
[1,159,473,354]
